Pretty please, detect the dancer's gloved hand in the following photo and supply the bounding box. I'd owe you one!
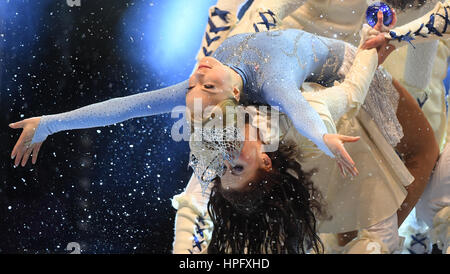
[361,9,397,65]
[9,117,43,167]
[323,133,361,177]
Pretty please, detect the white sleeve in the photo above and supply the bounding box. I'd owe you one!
[303,45,378,127]
[171,189,213,254]
[195,1,242,62]
[171,174,213,254]
[184,174,213,211]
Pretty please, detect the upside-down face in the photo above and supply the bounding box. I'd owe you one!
[219,123,272,193]
[186,57,239,122]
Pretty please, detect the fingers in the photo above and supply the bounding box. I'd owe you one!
[374,10,384,32]
[337,145,359,177]
[31,143,42,164]
[337,161,347,178]
[340,156,357,177]
[337,157,359,178]
[12,142,41,167]
[339,135,361,143]
[21,146,33,167]
[375,9,396,33]
[340,158,358,177]
[14,138,32,167]
[388,8,397,29]
[14,144,27,167]
[368,28,381,38]
[11,141,18,160]
[363,34,386,49]
[8,120,25,129]
[11,133,26,161]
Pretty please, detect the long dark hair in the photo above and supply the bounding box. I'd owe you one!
[207,140,327,254]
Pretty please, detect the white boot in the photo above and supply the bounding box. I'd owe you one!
[387,1,450,47]
[404,231,432,254]
[341,213,404,254]
[430,206,450,254]
[228,0,308,37]
[340,229,391,254]
[171,192,213,254]
[399,210,432,254]
[195,3,239,61]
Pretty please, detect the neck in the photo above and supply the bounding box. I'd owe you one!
[228,66,244,92]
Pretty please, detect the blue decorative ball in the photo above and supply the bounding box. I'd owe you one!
[366,2,393,27]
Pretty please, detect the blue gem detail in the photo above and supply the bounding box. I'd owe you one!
[366,2,393,27]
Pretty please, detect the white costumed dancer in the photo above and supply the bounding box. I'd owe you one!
[172,0,442,254]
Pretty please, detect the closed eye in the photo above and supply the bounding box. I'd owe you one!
[204,84,214,89]
[186,86,195,93]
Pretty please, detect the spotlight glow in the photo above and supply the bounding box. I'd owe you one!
[121,0,215,84]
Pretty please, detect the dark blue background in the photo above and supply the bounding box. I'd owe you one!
[1,0,215,253]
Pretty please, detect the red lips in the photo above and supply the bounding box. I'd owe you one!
[197,64,211,70]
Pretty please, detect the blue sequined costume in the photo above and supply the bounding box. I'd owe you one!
[32,29,346,156]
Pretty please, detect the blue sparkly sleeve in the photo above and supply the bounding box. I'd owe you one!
[31,80,188,144]
[263,80,333,157]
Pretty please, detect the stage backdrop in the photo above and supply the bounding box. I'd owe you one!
[1,0,215,254]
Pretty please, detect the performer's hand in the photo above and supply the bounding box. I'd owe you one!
[361,9,397,65]
[9,117,43,167]
[323,134,360,178]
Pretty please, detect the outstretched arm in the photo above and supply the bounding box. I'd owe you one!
[301,44,378,176]
[9,80,188,166]
[262,80,333,157]
[30,80,188,144]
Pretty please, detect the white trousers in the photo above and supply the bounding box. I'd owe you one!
[335,213,401,254]
[416,144,450,227]
[415,143,450,252]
